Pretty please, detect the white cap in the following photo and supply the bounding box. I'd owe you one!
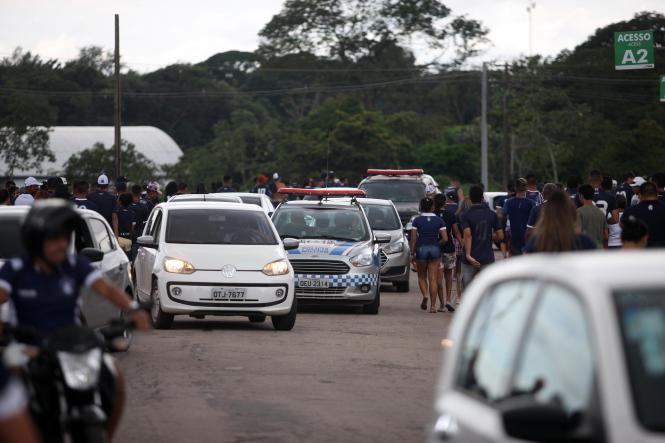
[631,177,646,187]
[425,184,437,195]
[24,177,40,187]
[14,193,35,206]
[273,172,280,180]
[97,174,109,185]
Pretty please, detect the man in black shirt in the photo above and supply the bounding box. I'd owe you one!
[87,174,118,233]
[216,175,237,193]
[71,181,99,211]
[116,193,135,256]
[589,170,618,224]
[621,182,665,248]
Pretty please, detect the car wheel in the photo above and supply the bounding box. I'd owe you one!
[271,298,297,331]
[150,281,173,330]
[394,281,410,293]
[363,287,380,315]
[249,315,266,323]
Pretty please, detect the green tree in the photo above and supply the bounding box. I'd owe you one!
[63,141,159,183]
[258,0,487,64]
[0,126,53,178]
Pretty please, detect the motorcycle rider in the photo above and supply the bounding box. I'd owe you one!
[0,200,150,440]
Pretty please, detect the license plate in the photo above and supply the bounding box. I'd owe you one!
[298,279,329,288]
[211,287,246,300]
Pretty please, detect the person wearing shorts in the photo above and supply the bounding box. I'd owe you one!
[435,193,458,312]
[410,197,448,313]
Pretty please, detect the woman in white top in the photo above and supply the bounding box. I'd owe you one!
[607,195,626,249]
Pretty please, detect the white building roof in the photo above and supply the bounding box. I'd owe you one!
[9,126,183,178]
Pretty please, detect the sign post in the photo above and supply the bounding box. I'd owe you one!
[614,30,654,70]
[660,75,665,103]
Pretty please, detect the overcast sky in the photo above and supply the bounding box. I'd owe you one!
[0,0,661,71]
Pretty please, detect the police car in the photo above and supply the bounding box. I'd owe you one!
[272,188,390,314]
[358,169,439,229]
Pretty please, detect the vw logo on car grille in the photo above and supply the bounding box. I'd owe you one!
[221,264,236,278]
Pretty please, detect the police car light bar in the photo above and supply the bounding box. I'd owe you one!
[279,187,367,197]
[366,169,424,176]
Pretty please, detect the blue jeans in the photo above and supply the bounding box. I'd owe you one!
[416,245,441,262]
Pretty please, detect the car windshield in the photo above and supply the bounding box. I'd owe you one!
[614,290,665,433]
[239,196,262,207]
[0,216,25,258]
[361,203,401,231]
[360,181,424,202]
[166,209,277,245]
[273,207,369,242]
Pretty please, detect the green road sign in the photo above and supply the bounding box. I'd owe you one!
[614,30,654,70]
[661,76,665,103]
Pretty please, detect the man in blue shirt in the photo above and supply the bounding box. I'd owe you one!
[71,180,98,211]
[616,172,635,204]
[460,185,503,289]
[87,174,118,232]
[502,178,535,256]
[589,170,619,224]
[525,174,543,206]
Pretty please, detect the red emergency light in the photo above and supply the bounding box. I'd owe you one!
[366,169,424,176]
[279,187,367,197]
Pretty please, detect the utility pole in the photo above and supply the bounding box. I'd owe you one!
[501,63,510,188]
[113,14,122,179]
[527,2,536,56]
[480,62,489,189]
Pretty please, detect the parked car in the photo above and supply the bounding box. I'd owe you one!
[133,201,297,330]
[213,192,275,216]
[332,198,410,292]
[430,251,665,443]
[168,194,243,204]
[0,206,134,330]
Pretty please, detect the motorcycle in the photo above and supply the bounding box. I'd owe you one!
[3,316,143,443]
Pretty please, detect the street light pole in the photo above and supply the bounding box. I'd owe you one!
[480,62,488,189]
[114,14,122,179]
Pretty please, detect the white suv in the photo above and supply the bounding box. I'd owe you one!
[133,201,297,330]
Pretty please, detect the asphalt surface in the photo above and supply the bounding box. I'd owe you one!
[116,278,455,443]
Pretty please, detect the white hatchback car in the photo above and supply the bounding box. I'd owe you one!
[133,201,297,330]
[430,251,665,443]
[213,192,275,216]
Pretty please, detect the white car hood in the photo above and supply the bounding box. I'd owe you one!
[163,243,286,271]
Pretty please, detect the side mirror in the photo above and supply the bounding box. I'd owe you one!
[80,247,104,263]
[500,397,573,442]
[282,238,300,251]
[374,234,392,244]
[137,235,156,248]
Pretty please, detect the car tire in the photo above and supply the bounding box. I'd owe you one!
[394,281,410,293]
[249,315,266,323]
[271,298,297,331]
[363,287,380,315]
[150,280,173,330]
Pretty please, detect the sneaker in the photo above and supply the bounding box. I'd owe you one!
[445,303,456,312]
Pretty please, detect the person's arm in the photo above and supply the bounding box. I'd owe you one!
[609,208,619,225]
[452,224,463,244]
[439,227,448,245]
[89,278,150,331]
[463,227,480,268]
[112,212,119,237]
[409,228,417,256]
[0,410,41,443]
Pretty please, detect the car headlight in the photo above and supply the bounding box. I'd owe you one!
[350,253,373,267]
[164,257,195,274]
[262,259,290,276]
[57,349,102,390]
[383,241,404,254]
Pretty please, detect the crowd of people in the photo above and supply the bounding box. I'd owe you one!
[409,170,661,314]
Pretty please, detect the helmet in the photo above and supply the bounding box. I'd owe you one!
[22,200,86,259]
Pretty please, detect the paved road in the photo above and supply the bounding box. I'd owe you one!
[116,279,455,443]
